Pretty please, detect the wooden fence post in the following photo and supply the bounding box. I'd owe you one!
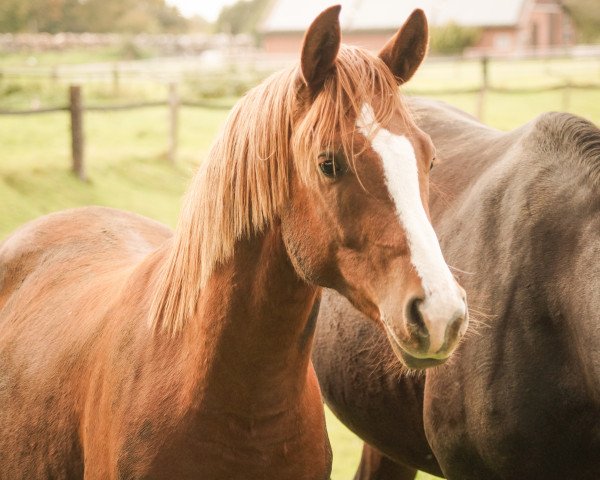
[476,56,489,121]
[168,83,179,164]
[112,63,120,96]
[69,85,86,181]
[561,81,571,112]
[51,66,59,86]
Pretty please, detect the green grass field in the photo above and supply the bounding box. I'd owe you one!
[1,57,599,479]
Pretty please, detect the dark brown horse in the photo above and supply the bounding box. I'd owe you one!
[0,8,469,480]
[313,97,600,479]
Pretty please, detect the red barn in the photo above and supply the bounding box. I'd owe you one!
[261,0,576,57]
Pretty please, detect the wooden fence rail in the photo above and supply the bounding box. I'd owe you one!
[1,72,599,181]
[0,106,68,115]
[0,83,237,181]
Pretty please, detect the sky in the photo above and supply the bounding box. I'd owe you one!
[166,0,238,21]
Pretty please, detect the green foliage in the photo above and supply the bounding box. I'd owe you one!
[118,39,154,60]
[429,23,481,56]
[0,0,190,33]
[563,0,600,43]
[0,0,33,32]
[215,0,272,35]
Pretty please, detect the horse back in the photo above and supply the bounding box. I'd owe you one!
[1,206,168,302]
[0,206,171,479]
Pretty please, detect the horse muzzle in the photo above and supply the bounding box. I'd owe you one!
[381,288,468,368]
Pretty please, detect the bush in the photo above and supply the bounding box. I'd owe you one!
[430,23,481,55]
[118,39,152,60]
[563,0,600,43]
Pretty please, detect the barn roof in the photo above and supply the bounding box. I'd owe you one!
[262,0,529,33]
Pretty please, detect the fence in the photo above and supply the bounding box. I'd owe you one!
[2,55,600,180]
[0,50,277,97]
[404,56,600,119]
[3,53,599,98]
[0,83,233,180]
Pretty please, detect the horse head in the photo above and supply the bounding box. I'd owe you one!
[281,6,469,367]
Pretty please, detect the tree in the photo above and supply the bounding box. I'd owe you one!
[0,0,190,33]
[0,0,32,32]
[215,0,271,35]
[563,0,600,43]
[429,23,481,56]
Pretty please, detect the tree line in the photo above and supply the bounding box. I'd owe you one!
[0,0,191,33]
[1,0,598,44]
[0,0,270,35]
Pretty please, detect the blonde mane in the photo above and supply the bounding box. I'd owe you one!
[149,45,408,334]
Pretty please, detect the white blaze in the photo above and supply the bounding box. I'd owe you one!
[357,104,466,353]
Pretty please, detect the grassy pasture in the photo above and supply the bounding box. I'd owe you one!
[412,56,600,90]
[1,57,599,479]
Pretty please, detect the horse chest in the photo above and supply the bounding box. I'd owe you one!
[126,412,332,480]
[104,381,332,480]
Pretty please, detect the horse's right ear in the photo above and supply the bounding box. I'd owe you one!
[379,9,428,85]
[300,5,342,93]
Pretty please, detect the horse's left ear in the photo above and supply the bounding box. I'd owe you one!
[300,5,342,93]
[379,9,428,85]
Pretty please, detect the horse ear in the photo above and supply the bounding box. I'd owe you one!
[379,9,428,85]
[300,5,342,93]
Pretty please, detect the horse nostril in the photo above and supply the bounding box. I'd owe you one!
[406,297,428,337]
[443,310,465,348]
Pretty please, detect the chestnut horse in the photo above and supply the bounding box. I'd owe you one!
[313,97,600,479]
[0,8,468,480]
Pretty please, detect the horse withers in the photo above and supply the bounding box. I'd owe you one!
[313,97,600,479]
[0,7,467,480]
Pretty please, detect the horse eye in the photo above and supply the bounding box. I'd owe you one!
[318,153,344,178]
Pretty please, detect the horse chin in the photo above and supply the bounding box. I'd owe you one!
[397,349,447,369]
[386,334,449,370]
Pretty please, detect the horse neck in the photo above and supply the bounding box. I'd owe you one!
[182,225,320,412]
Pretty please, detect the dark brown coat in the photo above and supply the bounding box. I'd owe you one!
[313,97,600,479]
